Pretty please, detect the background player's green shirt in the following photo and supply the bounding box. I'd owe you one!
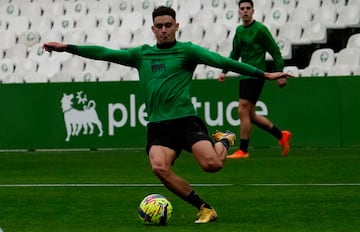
[228,20,284,74]
[67,41,265,122]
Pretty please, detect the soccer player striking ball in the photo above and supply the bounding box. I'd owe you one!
[43,6,292,223]
[218,0,292,159]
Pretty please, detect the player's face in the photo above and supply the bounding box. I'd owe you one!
[152,15,179,44]
[239,2,254,25]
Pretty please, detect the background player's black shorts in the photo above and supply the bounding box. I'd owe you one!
[239,78,265,104]
[146,116,213,156]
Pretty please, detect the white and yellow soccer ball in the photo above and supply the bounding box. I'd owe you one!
[138,194,173,225]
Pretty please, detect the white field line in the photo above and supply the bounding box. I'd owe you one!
[245,183,360,187]
[0,183,359,188]
[0,183,233,188]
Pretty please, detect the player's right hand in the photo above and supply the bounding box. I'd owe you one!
[217,73,226,83]
[42,42,67,52]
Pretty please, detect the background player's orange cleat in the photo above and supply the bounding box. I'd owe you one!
[279,130,292,156]
[227,149,249,159]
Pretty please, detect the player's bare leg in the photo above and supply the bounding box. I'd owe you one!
[148,145,217,223]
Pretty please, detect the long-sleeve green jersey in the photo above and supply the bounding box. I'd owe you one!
[67,41,265,122]
[228,21,284,74]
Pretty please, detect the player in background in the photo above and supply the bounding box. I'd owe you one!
[43,6,292,223]
[218,0,292,159]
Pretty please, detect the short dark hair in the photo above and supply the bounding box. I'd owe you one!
[152,6,176,21]
[238,0,254,7]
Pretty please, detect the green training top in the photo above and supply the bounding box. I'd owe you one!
[227,20,284,74]
[66,41,265,122]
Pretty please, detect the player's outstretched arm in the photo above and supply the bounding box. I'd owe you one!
[264,72,293,80]
[43,42,68,53]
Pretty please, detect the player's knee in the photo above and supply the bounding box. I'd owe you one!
[151,164,170,179]
[201,160,223,173]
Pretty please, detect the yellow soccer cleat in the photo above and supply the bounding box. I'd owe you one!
[212,130,236,146]
[194,204,217,224]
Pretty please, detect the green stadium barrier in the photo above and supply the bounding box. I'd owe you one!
[0,76,358,150]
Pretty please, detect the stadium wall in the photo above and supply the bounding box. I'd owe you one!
[0,76,359,151]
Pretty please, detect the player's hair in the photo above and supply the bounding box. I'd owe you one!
[238,0,254,7]
[152,6,176,21]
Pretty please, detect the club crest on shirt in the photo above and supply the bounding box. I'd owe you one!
[151,60,166,73]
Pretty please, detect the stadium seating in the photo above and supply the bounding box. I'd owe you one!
[63,29,87,44]
[301,65,326,77]
[0,0,360,83]
[288,7,312,25]
[347,33,360,49]
[98,14,121,33]
[119,12,144,33]
[63,1,88,20]
[217,39,232,56]
[327,64,353,77]
[132,0,156,15]
[179,24,204,43]
[5,44,28,60]
[52,15,76,33]
[99,68,122,82]
[191,8,217,28]
[217,8,239,30]
[321,0,346,13]
[0,30,17,50]
[194,65,222,80]
[155,0,180,10]
[272,0,296,13]
[301,22,327,44]
[61,56,86,74]
[50,71,73,82]
[263,7,288,28]
[332,5,360,29]
[41,2,65,18]
[333,48,360,73]
[313,5,337,28]
[73,71,98,82]
[109,0,133,14]
[348,0,360,7]
[200,0,225,15]
[180,0,202,18]
[277,23,304,45]
[283,66,300,77]
[307,48,336,73]
[108,27,133,48]
[85,28,110,46]
[296,0,321,14]
[76,15,99,31]
[18,31,41,48]
[0,2,21,19]
[15,59,38,77]
[132,26,156,46]
[0,58,15,80]
[2,73,24,83]
[23,72,48,83]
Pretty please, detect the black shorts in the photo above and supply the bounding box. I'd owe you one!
[239,78,265,104]
[146,116,213,156]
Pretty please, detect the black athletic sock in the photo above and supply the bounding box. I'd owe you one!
[220,139,230,150]
[183,191,211,210]
[253,122,283,140]
[239,139,249,153]
[268,126,283,140]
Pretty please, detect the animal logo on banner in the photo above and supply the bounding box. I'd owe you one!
[61,91,103,142]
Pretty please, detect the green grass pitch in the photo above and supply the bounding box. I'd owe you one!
[0,147,359,232]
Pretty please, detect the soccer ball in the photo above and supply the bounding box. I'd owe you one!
[138,194,173,225]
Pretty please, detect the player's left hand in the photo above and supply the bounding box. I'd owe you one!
[277,78,287,88]
[264,72,294,80]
